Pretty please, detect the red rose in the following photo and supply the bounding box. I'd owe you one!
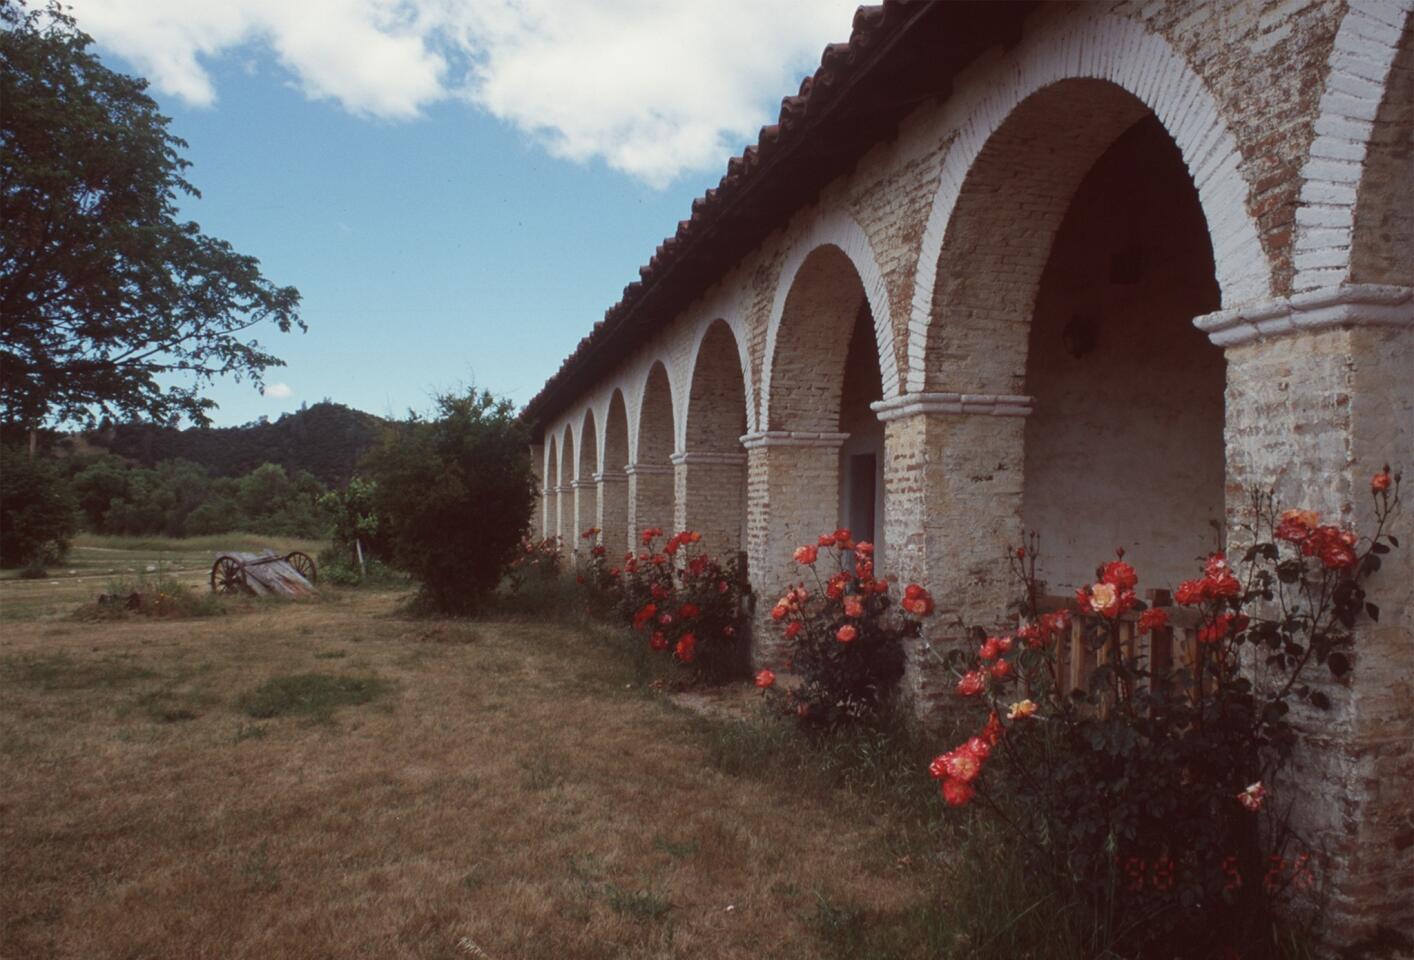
[674,633,697,663]
[755,669,775,689]
[1372,467,1392,493]
[650,631,669,651]
[794,545,818,566]
[956,671,986,697]
[836,624,858,644]
[1102,560,1138,591]
[785,621,801,640]
[1138,608,1170,633]
[989,659,1013,681]
[942,778,975,807]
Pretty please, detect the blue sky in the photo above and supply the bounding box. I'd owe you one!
[63,1,861,426]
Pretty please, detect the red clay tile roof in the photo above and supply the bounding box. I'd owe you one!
[523,1,1034,438]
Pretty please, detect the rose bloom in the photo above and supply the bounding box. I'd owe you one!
[928,754,949,780]
[942,778,975,807]
[979,637,1001,661]
[755,669,776,689]
[1275,509,1320,543]
[1138,608,1170,633]
[956,671,986,697]
[1237,781,1267,812]
[650,631,669,651]
[989,659,1013,681]
[833,528,854,548]
[674,633,697,663]
[1089,582,1119,615]
[718,580,730,594]
[1372,467,1392,493]
[836,624,858,644]
[943,749,981,783]
[784,621,801,640]
[818,533,836,547]
[981,711,1003,744]
[794,545,818,565]
[965,736,992,761]
[678,602,700,620]
[844,596,864,618]
[771,603,789,621]
[1102,560,1138,591]
[855,541,875,556]
[1007,699,1038,720]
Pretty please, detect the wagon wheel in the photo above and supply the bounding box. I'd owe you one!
[285,551,317,583]
[210,556,249,595]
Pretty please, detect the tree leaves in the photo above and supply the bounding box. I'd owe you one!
[0,3,302,428]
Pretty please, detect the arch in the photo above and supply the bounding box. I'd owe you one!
[631,361,677,541]
[604,388,630,475]
[907,11,1272,391]
[1294,0,1413,291]
[635,361,676,466]
[559,423,575,542]
[680,319,750,553]
[600,388,632,555]
[763,245,875,433]
[684,316,754,437]
[685,319,749,451]
[543,432,559,540]
[576,407,599,544]
[1348,8,1413,287]
[760,211,900,428]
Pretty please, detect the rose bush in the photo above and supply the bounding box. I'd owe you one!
[618,528,748,684]
[925,473,1401,958]
[765,528,932,728]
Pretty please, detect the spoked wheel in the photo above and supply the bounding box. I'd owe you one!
[210,556,249,594]
[285,551,317,583]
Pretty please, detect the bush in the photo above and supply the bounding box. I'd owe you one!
[363,389,537,614]
[925,473,1402,958]
[0,446,78,567]
[617,528,749,684]
[763,528,929,728]
[82,568,222,618]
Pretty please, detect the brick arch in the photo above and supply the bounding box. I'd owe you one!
[559,424,574,485]
[906,11,1272,392]
[1344,5,1413,288]
[634,361,676,467]
[684,319,749,451]
[760,211,900,430]
[762,244,875,433]
[543,432,559,538]
[577,408,598,481]
[603,388,630,474]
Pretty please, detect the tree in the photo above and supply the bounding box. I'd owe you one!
[0,444,77,566]
[364,389,537,613]
[0,1,302,429]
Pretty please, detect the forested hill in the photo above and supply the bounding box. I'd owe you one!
[87,403,385,485]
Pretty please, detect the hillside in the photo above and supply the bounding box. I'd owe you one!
[85,403,385,486]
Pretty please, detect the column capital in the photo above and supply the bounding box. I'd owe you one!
[1194,283,1413,347]
[625,463,675,476]
[592,470,628,484]
[870,392,1034,422]
[739,430,850,450]
[570,479,595,490]
[554,484,573,493]
[670,450,747,466]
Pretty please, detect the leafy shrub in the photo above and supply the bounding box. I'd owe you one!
[0,446,78,567]
[363,389,537,614]
[618,528,749,685]
[763,529,930,728]
[83,568,222,618]
[925,472,1401,958]
[505,535,563,590]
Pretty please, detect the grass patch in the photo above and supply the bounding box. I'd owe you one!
[1,652,156,692]
[235,673,389,721]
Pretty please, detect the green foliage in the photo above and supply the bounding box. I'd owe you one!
[317,475,393,578]
[0,1,302,428]
[63,454,327,538]
[364,389,537,614]
[94,402,384,485]
[0,445,77,567]
[92,567,222,618]
[235,673,389,721]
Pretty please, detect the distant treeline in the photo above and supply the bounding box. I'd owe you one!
[64,456,329,539]
[83,402,385,486]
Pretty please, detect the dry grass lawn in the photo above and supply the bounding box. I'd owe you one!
[0,585,961,959]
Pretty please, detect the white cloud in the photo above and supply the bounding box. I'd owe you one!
[264,382,295,398]
[63,0,860,185]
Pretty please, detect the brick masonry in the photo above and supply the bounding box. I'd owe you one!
[529,3,1412,949]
